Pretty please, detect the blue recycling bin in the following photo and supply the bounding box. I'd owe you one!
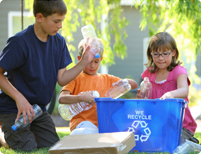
[95,98,186,153]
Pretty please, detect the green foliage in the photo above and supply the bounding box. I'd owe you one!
[134,0,201,83]
[52,83,63,115]
[24,0,201,84]
[189,86,201,107]
[25,0,129,67]
[120,91,137,99]
[52,101,60,115]
[24,0,201,107]
[0,147,49,154]
[57,131,70,139]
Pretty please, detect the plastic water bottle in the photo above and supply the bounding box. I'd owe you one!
[105,79,131,99]
[172,141,192,154]
[140,77,152,99]
[11,104,42,131]
[58,91,100,121]
[81,25,100,58]
[186,139,201,150]
[172,139,201,154]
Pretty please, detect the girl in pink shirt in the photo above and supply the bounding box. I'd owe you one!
[137,32,198,143]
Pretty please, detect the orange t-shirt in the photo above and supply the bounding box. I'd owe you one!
[61,72,120,131]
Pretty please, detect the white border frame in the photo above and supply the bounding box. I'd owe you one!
[143,37,149,71]
[8,11,30,38]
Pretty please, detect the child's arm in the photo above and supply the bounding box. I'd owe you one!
[127,79,138,89]
[136,89,143,99]
[57,44,96,86]
[0,67,35,123]
[112,79,138,90]
[160,74,188,99]
[59,90,96,105]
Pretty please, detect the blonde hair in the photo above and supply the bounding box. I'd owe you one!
[145,32,182,73]
[78,38,104,57]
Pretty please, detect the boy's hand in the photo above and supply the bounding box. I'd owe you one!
[81,38,100,64]
[15,97,35,124]
[81,43,94,65]
[136,89,143,99]
[111,80,121,87]
[111,79,127,87]
[87,38,100,55]
[78,91,96,105]
[0,67,35,124]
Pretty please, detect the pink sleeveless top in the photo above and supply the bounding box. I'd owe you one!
[142,65,197,134]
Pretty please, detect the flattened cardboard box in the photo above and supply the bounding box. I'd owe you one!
[49,132,135,154]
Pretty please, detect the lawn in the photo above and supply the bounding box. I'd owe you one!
[0,128,201,154]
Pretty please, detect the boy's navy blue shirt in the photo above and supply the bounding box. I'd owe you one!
[0,25,72,113]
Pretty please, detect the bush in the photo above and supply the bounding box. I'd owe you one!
[188,86,201,107]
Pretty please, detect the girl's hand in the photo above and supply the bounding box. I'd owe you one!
[160,92,174,99]
[136,89,143,99]
[78,91,96,105]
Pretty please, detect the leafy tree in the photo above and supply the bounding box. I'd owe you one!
[25,0,128,67]
[25,0,201,83]
[134,0,201,83]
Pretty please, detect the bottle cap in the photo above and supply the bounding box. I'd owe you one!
[11,125,17,131]
[94,54,100,58]
[93,91,100,97]
[144,77,149,82]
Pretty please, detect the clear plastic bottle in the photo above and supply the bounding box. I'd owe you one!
[172,140,193,154]
[11,104,42,131]
[58,91,100,121]
[81,25,100,58]
[140,77,152,99]
[105,79,131,99]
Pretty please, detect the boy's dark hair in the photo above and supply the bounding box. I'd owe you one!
[145,32,182,73]
[33,0,67,17]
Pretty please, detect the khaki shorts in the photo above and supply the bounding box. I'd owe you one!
[0,112,59,151]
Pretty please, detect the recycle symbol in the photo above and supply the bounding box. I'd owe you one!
[127,120,151,142]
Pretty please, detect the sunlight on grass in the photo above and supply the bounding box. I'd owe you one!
[56,127,70,139]
[194,132,201,142]
[56,127,70,132]
[0,131,201,154]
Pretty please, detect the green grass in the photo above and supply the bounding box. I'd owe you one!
[0,129,201,154]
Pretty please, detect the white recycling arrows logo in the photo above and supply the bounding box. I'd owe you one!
[127,120,151,142]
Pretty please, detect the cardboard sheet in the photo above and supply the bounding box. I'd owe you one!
[49,131,135,154]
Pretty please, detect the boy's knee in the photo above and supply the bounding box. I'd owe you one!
[7,137,37,151]
[0,128,9,149]
[5,130,37,151]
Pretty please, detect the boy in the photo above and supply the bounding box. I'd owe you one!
[0,0,95,151]
[59,38,138,135]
